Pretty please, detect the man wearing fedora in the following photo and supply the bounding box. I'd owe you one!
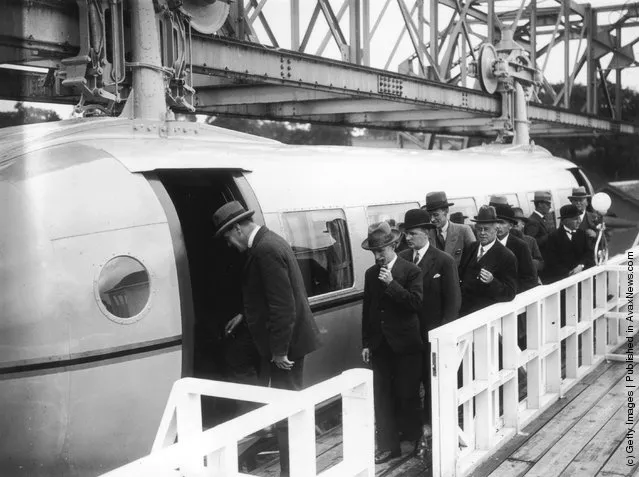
[525,191,556,249]
[541,204,595,283]
[398,209,460,449]
[424,191,475,267]
[511,207,544,278]
[494,205,538,293]
[568,186,599,246]
[212,200,322,477]
[458,206,518,316]
[361,222,424,464]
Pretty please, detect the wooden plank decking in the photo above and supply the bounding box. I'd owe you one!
[247,359,638,477]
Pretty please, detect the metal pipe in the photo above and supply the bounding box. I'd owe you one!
[513,82,530,145]
[130,0,166,120]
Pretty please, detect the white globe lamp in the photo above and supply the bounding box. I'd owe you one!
[591,192,612,215]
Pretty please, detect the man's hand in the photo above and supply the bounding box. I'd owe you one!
[272,354,294,370]
[362,348,371,364]
[378,266,393,285]
[569,264,585,275]
[585,229,597,239]
[478,268,494,284]
[224,313,243,337]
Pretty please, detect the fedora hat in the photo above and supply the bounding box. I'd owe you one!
[559,204,580,219]
[403,209,436,230]
[361,221,401,250]
[212,201,255,238]
[512,207,529,223]
[471,205,500,224]
[449,212,468,224]
[495,204,517,224]
[532,191,552,203]
[489,195,510,207]
[425,191,454,211]
[568,186,591,200]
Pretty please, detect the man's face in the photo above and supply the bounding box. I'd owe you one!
[223,225,248,252]
[405,227,429,250]
[475,223,497,246]
[514,219,526,232]
[536,201,551,214]
[563,217,580,231]
[570,198,588,213]
[430,208,448,229]
[496,220,512,239]
[373,245,396,267]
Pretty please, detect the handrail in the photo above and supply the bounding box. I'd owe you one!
[100,368,374,477]
[429,246,639,477]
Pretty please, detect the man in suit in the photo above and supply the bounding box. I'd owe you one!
[541,204,595,283]
[213,201,322,477]
[458,206,518,316]
[495,205,539,293]
[398,209,460,443]
[511,207,544,278]
[569,186,599,249]
[525,190,555,249]
[361,222,423,464]
[425,191,476,266]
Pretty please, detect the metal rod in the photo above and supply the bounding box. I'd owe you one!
[514,82,530,145]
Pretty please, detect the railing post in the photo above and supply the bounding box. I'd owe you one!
[544,293,561,394]
[431,336,459,477]
[176,391,204,474]
[288,406,317,477]
[342,369,375,477]
[581,277,594,366]
[608,268,621,344]
[595,272,608,354]
[474,324,493,450]
[565,285,578,378]
[502,312,518,428]
[526,302,542,409]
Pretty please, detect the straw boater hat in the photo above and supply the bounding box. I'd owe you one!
[212,201,255,238]
[512,207,529,223]
[471,205,500,223]
[403,209,436,230]
[495,204,518,224]
[531,191,552,203]
[424,191,455,211]
[361,222,401,250]
[489,195,510,207]
[568,186,591,200]
[559,204,581,219]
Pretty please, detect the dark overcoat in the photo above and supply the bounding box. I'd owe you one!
[242,227,322,360]
[362,256,423,354]
[458,241,518,316]
[540,228,595,283]
[524,211,553,248]
[503,234,538,293]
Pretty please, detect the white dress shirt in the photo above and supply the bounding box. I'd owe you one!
[477,239,497,258]
[412,242,430,264]
[248,225,261,248]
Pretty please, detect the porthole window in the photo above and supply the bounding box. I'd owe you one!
[97,256,150,321]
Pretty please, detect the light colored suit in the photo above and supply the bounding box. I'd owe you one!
[429,221,476,266]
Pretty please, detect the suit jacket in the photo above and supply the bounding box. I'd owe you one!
[399,246,461,334]
[458,241,518,316]
[540,228,595,283]
[503,234,538,293]
[362,256,423,354]
[429,221,476,266]
[578,211,600,250]
[512,229,544,274]
[242,227,322,360]
[525,211,554,249]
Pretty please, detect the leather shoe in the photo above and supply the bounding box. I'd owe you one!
[375,449,401,464]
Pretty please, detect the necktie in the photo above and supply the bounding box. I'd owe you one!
[478,246,485,260]
[413,252,420,264]
[436,231,445,250]
[566,230,573,241]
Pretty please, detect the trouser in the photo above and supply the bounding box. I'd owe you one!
[422,342,432,424]
[264,356,305,474]
[372,339,422,451]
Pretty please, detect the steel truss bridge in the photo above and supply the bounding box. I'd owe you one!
[2,0,639,138]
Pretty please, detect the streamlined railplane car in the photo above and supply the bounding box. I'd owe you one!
[0,117,598,475]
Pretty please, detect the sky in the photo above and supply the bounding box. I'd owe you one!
[2,0,637,120]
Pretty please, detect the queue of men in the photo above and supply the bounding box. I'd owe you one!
[210,186,601,472]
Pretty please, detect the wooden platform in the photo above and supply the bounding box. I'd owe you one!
[247,359,638,477]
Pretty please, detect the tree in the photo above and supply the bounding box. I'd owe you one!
[0,102,61,128]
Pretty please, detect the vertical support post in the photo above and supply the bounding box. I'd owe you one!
[349,0,361,64]
[475,325,493,450]
[565,285,578,378]
[563,0,570,109]
[487,0,494,45]
[430,0,438,79]
[581,277,594,366]
[343,371,375,477]
[527,302,543,409]
[291,0,300,50]
[289,406,317,477]
[545,293,561,394]
[418,0,424,72]
[609,269,620,345]
[616,26,623,120]
[462,336,475,450]
[502,313,519,429]
[431,336,459,477]
[362,0,370,66]
[530,0,537,69]
[176,391,204,473]
[207,444,239,475]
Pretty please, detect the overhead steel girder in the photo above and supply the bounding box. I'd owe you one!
[194,85,351,106]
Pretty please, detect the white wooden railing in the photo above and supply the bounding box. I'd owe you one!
[429,246,639,477]
[100,369,374,477]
